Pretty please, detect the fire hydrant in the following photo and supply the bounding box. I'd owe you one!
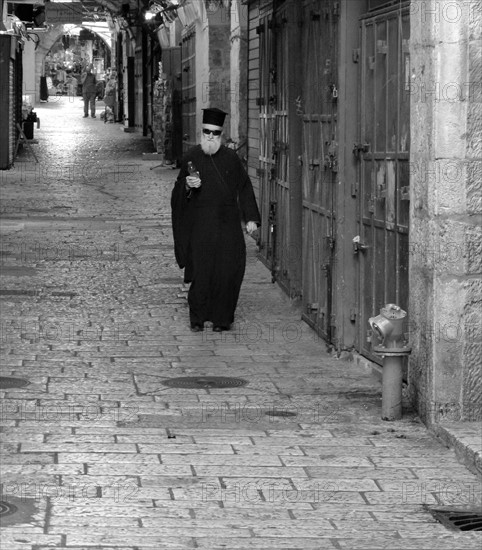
[368,304,411,421]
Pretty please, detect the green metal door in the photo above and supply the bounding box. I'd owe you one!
[357,4,410,360]
[257,2,292,293]
[134,42,143,132]
[300,0,339,342]
[181,28,196,153]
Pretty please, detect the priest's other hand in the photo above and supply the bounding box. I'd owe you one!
[186,175,201,189]
[246,221,257,235]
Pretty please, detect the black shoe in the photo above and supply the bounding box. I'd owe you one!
[190,323,203,332]
[91,115,96,118]
[83,114,88,118]
[213,325,229,332]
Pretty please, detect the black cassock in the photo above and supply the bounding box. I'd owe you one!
[171,145,261,327]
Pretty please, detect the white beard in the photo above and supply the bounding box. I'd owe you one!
[201,135,221,156]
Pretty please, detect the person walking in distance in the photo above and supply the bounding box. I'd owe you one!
[103,69,118,123]
[81,64,97,118]
[171,108,261,332]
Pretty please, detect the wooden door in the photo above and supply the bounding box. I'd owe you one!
[300,0,339,342]
[357,4,410,360]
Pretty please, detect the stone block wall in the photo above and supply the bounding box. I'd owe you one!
[409,0,482,423]
[193,2,235,141]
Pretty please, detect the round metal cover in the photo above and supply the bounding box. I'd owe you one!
[0,377,30,389]
[161,376,248,389]
[265,410,297,417]
[0,501,18,517]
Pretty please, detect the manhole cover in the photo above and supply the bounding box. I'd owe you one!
[0,289,38,296]
[161,376,248,389]
[0,377,30,389]
[429,508,482,531]
[51,291,77,298]
[265,410,297,417]
[0,495,38,526]
[0,501,18,517]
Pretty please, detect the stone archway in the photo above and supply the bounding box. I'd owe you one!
[33,24,113,102]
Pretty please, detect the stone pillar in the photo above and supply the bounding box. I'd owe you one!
[207,5,231,136]
[33,25,65,103]
[409,0,482,423]
[194,2,231,140]
[22,39,36,105]
[229,0,248,146]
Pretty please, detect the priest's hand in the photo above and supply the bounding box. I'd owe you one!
[246,221,257,235]
[186,175,201,189]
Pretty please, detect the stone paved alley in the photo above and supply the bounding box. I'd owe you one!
[0,97,481,550]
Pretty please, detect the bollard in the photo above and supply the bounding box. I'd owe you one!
[368,304,411,421]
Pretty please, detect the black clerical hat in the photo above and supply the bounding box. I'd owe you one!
[202,108,227,127]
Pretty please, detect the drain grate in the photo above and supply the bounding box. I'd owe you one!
[0,377,30,389]
[0,501,18,517]
[429,508,482,531]
[265,410,297,417]
[161,376,248,389]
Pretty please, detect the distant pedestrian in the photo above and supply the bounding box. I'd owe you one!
[103,69,118,123]
[171,108,261,332]
[81,64,97,118]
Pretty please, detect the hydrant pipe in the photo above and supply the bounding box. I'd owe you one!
[381,355,404,420]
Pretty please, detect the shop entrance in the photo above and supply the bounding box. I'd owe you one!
[356,2,410,362]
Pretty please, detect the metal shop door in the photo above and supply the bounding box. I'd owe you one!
[300,0,339,342]
[134,44,143,131]
[181,28,196,154]
[126,57,135,128]
[356,5,410,360]
[257,3,292,292]
[116,35,123,123]
[134,33,148,134]
[0,34,23,169]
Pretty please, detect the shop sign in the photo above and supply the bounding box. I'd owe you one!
[46,3,84,24]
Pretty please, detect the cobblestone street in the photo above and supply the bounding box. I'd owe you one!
[0,97,481,549]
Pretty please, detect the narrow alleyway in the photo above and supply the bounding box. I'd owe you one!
[1,97,481,549]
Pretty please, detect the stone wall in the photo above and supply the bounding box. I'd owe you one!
[409,0,482,423]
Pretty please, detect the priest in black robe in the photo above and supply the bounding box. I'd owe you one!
[171,108,261,332]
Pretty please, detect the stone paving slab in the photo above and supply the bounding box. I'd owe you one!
[1,100,481,550]
[195,540,338,549]
[35,548,138,550]
[335,538,482,550]
[65,537,197,548]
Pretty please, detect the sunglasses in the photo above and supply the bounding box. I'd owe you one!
[202,129,222,136]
